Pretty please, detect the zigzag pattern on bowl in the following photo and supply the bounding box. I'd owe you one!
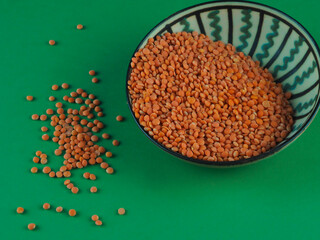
[151,3,320,140]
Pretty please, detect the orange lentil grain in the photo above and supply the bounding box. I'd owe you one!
[41,126,48,132]
[28,223,36,230]
[67,183,74,189]
[118,208,125,215]
[49,40,55,45]
[95,220,102,226]
[26,96,33,101]
[31,167,38,173]
[83,172,90,179]
[33,156,40,163]
[90,186,97,193]
[40,158,47,164]
[40,115,47,121]
[42,134,49,141]
[56,206,63,212]
[71,187,79,194]
[49,171,56,177]
[17,207,24,214]
[43,203,50,210]
[102,133,109,139]
[112,140,119,146]
[89,174,96,180]
[89,70,96,76]
[49,96,55,101]
[32,114,39,120]
[43,166,51,174]
[100,162,109,169]
[116,115,123,121]
[35,151,42,156]
[92,77,99,83]
[77,24,83,30]
[91,215,99,221]
[68,209,76,217]
[105,152,112,158]
[52,84,59,90]
[106,167,114,174]
[62,83,69,89]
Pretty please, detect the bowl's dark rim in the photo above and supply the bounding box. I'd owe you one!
[125,0,320,167]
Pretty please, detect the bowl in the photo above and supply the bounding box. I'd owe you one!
[126,0,320,167]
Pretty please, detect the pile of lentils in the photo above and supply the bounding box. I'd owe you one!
[29,80,121,179]
[128,31,294,161]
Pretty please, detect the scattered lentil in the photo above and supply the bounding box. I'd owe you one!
[28,223,36,230]
[17,207,24,214]
[95,220,102,226]
[52,84,59,90]
[116,115,123,122]
[26,96,34,101]
[49,40,55,45]
[118,208,125,215]
[106,167,114,174]
[31,167,38,173]
[43,203,50,210]
[62,83,69,89]
[56,206,63,212]
[89,70,96,76]
[91,215,99,221]
[112,140,119,146]
[68,209,76,217]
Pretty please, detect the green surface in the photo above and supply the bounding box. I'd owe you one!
[1,0,320,239]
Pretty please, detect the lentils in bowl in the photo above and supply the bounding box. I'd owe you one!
[128,31,293,163]
[126,1,320,167]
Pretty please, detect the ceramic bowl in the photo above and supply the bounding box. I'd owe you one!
[126,0,320,167]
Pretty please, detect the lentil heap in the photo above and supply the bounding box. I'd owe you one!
[30,85,116,181]
[128,31,294,161]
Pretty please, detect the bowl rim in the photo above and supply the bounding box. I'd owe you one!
[125,0,320,167]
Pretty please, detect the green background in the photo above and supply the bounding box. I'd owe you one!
[1,0,320,239]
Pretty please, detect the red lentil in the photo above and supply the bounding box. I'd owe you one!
[106,167,114,174]
[92,77,99,83]
[49,40,55,45]
[118,208,125,215]
[32,114,39,120]
[112,140,119,146]
[105,152,112,158]
[26,96,33,101]
[89,70,96,76]
[128,32,293,161]
[28,223,36,230]
[62,83,69,89]
[116,115,123,121]
[52,84,59,90]
[17,207,24,214]
[90,186,97,193]
[31,167,38,173]
[68,209,76,217]
[91,215,99,221]
[56,206,63,212]
[95,220,102,226]
[33,157,40,163]
[49,96,55,101]
[43,203,50,210]
[77,24,83,30]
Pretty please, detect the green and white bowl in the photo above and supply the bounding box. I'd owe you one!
[126,0,320,166]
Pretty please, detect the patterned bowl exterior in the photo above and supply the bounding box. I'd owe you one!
[126,1,320,167]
